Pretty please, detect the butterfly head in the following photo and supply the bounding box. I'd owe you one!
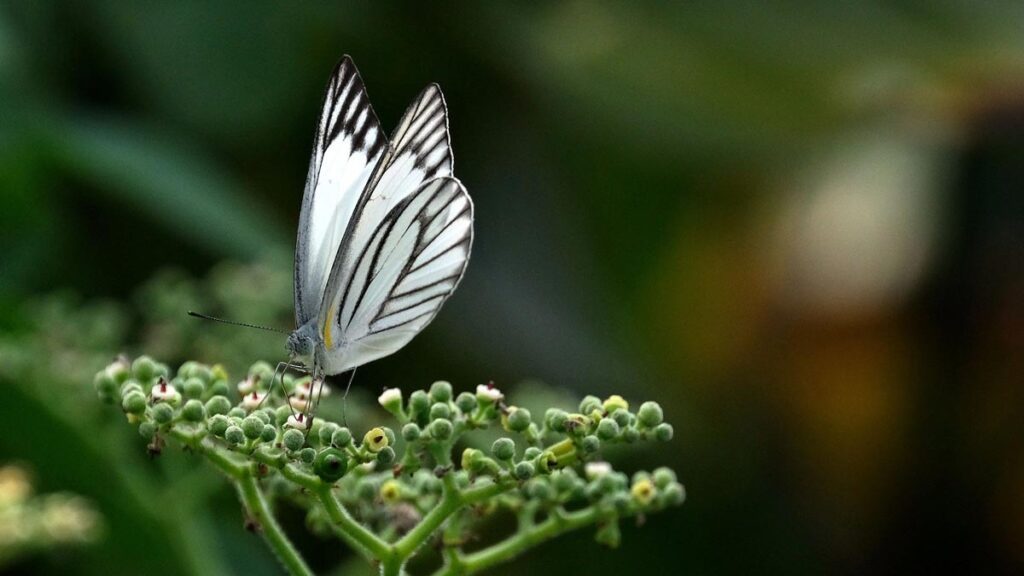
[285,325,316,363]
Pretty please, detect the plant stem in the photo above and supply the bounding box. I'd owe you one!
[236,474,315,576]
[316,486,391,560]
[435,506,609,576]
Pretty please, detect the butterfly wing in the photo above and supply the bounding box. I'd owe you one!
[294,56,387,327]
[317,176,473,375]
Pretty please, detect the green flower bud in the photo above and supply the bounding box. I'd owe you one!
[603,394,629,414]
[514,461,534,480]
[229,407,247,420]
[241,416,263,440]
[523,447,542,460]
[581,435,600,454]
[409,390,430,419]
[182,399,205,422]
[545,409,568,432]
[331,427,353,448]
[654,423,674,442]
[253,409,272,425]
[430,403,451,421]
[121,378,143,396]
[376,446,396,466]
[247,361,274,383]
[282,429,305,452]
[461,448,482,471]
[121,391,146,415]
[207,379,229,397]
[299,447,316,464]
[224,425,245,446]
[402,423,421,442]
[505,407,532,433]
[260,425,277,443]
[209,414,229,437]
[596,418,620,440]
[355,478,377,500]
[491,437,516,461]
[652,467,677,489]
[93,370,119,403]
[429,418,453,441]
[429,380,453,403]
[380,479,401,503]
[317,423,337,446]
[595,520,621,548]
[637,401,664,428]
[662,483,686,506]
[151,403,174,425]
[106,360,131,384]
[363,427,389,452]
[132,356,158,382]
[314,448,348,482]
[579,395,602,415]
[205,396,231,416]
[191,364,212,383]
[622,428,639,443]
[526,478,552,500]
[182,377,205,399]
[631,478,656,505]
[138,421,157,440]
[274,406,291,426]
[611,492,631,513]
[552,469,577,493]
[455,392,477,414]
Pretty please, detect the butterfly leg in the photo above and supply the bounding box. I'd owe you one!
[258,360,309,414]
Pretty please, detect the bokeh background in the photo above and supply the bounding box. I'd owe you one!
[1,2,1023,575]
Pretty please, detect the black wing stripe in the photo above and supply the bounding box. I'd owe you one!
[367,308,435,335]
[391,273,462,299]
[411,204,470,263]
[338,178,448,329]
[377,294,445,322]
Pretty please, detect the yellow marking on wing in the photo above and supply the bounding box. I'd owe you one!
[323,306,335,349]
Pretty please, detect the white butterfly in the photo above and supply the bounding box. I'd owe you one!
[284,56,473,395]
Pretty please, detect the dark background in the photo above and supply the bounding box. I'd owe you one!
[1,2,1022,575]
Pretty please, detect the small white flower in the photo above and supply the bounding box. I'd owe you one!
[378,388,402,408]
[476,383,503,402]
[585,461,612,480]
[289,394,310,412]
[150,381,179,402]
[237,376,256,395]
[241,391,266,410]
[297,378,330,396]
[285,413,309,429]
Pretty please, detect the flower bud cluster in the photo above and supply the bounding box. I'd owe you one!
[95,357,685,555]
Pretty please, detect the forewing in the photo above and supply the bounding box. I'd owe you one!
[316,85,453,325]
[294,56,387,326]
[318,177,473,374]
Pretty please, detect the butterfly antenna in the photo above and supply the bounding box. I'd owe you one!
[187,311,290,334]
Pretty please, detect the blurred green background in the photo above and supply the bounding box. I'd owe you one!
[1,1,1023,574]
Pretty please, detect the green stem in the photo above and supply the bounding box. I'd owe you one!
[316,487,391,560]
[236,474,314,576]
[438,506,610,575]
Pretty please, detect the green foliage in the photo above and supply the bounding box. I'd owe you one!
[95,357,685,575]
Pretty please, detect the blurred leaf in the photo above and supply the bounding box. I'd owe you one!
[47,116,287,258]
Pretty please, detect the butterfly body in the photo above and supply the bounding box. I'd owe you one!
[287,56,473,386]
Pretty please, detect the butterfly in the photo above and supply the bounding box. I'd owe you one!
[280,56,474,415]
